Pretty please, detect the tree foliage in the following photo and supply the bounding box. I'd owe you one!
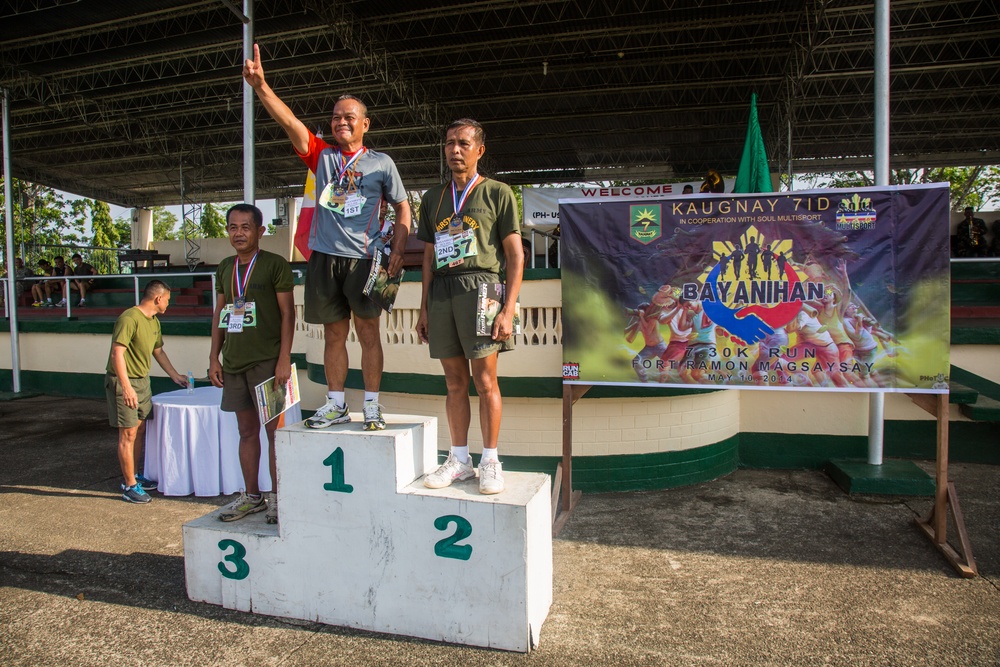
[200,203,227,238]
[113,215,133,247]
[0,178,85,261]
[152,206,179,241]
[90,200,120,248]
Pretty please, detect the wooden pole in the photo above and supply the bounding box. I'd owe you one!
[910,391,977,577]
[933,393,948,542]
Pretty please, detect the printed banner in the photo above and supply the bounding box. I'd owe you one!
[560,184,951,393]
[521,180,733,227]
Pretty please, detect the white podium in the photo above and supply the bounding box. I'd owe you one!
[182,416,552,652]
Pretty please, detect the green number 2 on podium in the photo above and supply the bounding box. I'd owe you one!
[434,515,473,560]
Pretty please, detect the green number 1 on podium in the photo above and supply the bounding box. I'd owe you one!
[323,447,354,493]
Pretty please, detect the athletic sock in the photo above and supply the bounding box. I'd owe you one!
[364,391,379,404]
[451,446,470,463]
[328,391,346,408]
[480,448,499,464]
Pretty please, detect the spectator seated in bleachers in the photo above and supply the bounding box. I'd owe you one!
[953,206,988,258]
[45,255,72,307]
[2,258,31,307]
[70,253,99,307]
[30,259,54,307]
[13,258,31,301]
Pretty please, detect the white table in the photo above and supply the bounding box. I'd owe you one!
[144,385,302,496]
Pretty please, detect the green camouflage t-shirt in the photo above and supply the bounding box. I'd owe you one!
[106,306,163,378]
[216,250,294,374]
[417,177,520,275]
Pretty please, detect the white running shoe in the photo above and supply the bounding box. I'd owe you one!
[362,400,385,430]
[478,460,505,495]
[423,454,475,489]
[265,492,278,524]
[306,399,350,428]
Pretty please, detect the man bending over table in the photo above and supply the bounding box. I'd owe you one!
[106,280,186,503]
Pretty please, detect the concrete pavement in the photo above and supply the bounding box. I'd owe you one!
[1,394,997,666]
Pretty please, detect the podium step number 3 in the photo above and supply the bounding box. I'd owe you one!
[184,416,552,652]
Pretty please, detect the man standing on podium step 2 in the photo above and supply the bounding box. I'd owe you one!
[416,119,524,495]
[243,43,412,432]
[209,204,295,525]
[106,280,187,504]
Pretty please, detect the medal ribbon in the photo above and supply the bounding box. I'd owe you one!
[335,147,366,187]
[232,251,260,303]
[450,174,481,221]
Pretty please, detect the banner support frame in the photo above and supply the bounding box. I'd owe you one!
[909,392,977,578]
[553,383,587,535]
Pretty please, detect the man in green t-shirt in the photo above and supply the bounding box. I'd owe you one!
[106,280,186,503]
[209,204,295,524]
[416,119,524,495]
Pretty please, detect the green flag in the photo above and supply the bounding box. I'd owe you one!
[733,93,772,194]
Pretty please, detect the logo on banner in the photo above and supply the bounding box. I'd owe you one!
[681,226,824,345]
[630,205,662,244]
[835,194,877,230]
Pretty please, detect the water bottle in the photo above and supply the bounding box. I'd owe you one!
[187,371,195,394]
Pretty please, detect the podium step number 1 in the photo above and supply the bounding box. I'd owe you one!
[184,416,552,652]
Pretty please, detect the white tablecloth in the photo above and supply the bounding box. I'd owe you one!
[144,385,302,497]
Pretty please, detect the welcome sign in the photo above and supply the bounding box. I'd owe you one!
[559,184,951,393]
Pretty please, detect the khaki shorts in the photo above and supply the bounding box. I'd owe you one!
[427,272,513,360]
[304,251,381,324]
[221,359,278,414]
[105,374,152,428]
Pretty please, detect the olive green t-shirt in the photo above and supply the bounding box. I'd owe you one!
[417,177,520,275]
[106,306,163,378]
[216,250,294,374]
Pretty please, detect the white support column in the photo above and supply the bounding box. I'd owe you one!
[132,208,153,250]
[243,0,255,204]
[868,0,890,465]
[2,88,22,393]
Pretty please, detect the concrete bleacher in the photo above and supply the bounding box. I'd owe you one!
[9,273,215,319]
[951,260,1000,344]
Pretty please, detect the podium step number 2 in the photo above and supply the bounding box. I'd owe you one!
[184,416,552,652]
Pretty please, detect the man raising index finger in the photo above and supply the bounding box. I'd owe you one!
[243,43,412,432]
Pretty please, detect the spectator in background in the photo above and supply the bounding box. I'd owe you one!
[70,253,98,307]
[954,206,988,258]
[547,224,560,268]
[47,255,72,307]
[31,259,54,307]
[682,184,694,194]
[991,217,1000,257]
[13,257,30,299]
[700,169,725,194]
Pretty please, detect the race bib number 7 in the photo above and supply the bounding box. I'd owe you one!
[434,229,478,268]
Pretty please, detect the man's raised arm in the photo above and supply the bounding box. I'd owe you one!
[243,43,310,155]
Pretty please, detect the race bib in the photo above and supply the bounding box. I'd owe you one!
[219,302,257,332]
[343,193,366,218]
[434,229,478,268]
